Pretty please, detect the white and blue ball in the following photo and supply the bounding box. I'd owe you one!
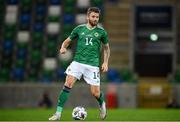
[72,106,87,120]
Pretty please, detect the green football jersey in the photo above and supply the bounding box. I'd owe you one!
[69,24,109,67]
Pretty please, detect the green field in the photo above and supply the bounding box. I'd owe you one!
[0,108,180,121]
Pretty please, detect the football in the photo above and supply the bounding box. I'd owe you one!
[72,106,87,120]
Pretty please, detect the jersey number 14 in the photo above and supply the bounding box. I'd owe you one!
[85,37,93,45]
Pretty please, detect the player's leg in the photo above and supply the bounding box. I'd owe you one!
[56,75,77,113]
[49,61,83,120]
[49,75,77,120]
[90,85,106,120]
[83,65,106,120]
[90,85,103,105]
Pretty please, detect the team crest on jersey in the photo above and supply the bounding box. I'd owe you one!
[94,32,99,37]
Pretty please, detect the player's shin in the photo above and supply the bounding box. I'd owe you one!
[56,85,71,115]
[95,91,105,106]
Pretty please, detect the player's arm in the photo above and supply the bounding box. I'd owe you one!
[60,37,71,54]
[101,43,110,72]
[60,25,78,54]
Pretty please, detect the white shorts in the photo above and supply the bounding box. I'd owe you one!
[65,61,100,86]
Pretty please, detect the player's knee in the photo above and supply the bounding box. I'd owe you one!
[91,90,100,98]
[64,75,76,88]
[64,81,73,88]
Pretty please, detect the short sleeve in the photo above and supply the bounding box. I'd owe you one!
[69,26,79,41]
[101,31,109,44]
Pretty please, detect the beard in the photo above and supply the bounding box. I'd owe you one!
[88,19,98,27]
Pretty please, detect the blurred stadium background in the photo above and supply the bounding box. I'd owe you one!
[0,0,180,121]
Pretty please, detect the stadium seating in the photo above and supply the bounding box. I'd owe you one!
[0,67,10,81]
[0,0,104,82]
[49,0,61,5]
[77,0,90,8]
[0,5,5,30]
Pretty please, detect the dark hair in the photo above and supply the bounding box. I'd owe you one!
[87,7,101,15]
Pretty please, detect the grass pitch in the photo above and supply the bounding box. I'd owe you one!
[0,108,180,121]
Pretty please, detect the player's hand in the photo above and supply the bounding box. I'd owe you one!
[60,47,67,54]
[101,63,108,72]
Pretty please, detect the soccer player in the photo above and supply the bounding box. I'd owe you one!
[49,7,110,120]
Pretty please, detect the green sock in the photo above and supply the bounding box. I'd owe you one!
[56,86,71,113]
[96,92,105,106]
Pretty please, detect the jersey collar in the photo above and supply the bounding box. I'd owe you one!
[86,24,96,30]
